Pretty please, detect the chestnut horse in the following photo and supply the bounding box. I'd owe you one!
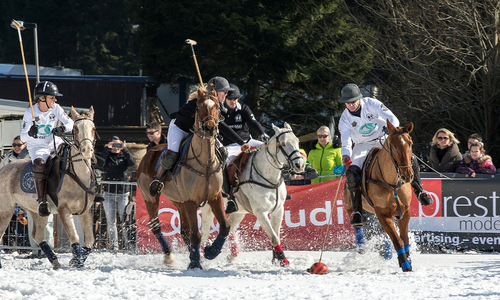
[344,119,415,272]
[0,107,97,269]
[137,88,228,269]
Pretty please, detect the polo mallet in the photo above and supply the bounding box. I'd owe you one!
[185,39,203,86]
[11,20,38,124]
[307,165,347,275]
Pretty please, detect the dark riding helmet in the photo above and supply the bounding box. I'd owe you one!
[207,76,234,92]
[339,83,362,103]
[34,81,63,101]
[227,84,242,99]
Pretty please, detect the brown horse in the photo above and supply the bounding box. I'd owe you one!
[137,88,228,269]
[344,119,414,272]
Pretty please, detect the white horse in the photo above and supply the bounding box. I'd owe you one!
[201,123,305,266]
[0,107,97,269]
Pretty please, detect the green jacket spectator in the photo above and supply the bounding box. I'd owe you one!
[308,126,342,184]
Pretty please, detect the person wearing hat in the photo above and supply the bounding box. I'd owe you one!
[149,76,252,197]
[20,81,74,216]
[338,83,432,228]
[220,83,270,213]
[100,136,136,250]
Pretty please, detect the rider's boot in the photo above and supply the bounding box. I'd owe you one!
[410,156,433,206]
[33,158,49,217]
[346,165,363,228]
[223,167,238,214]
[149,150,179,196]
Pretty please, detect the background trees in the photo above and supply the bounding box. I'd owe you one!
[0,0,140,75]
[129,0,373,137]
[346,0,500,165]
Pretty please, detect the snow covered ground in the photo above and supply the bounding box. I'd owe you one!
[1,244,499,300]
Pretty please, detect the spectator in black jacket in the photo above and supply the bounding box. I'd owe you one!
[101,136,136,250]
[283,150,318,186]
[146,121,167,152]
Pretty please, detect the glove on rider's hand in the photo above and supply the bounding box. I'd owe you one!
[382,126,389,135]
[28,124,38,138]
[342,155,352,168]
[261,133,270,142]
[241,144,258,153]
[52,126,66,135]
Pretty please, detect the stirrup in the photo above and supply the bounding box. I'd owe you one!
[225,199,238,214]
[38,202,50,217]
[149,179,164,196]
[350,211,363,228]
[417,191,433,206]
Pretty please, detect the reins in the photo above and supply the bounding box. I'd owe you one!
[366,130,412,219]
[179,94,223,206]
[236,130,301,213]
[52,117,97,215]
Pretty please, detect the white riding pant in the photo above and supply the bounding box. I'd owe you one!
[166,119,189,153]
[102,191,129,250]
[28,138,64,163]
[226,138,264,165]
[351,137,386,169]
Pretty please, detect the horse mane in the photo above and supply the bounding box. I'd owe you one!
[188,85,208,101]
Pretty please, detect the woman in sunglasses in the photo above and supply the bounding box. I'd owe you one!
[429,128,462,172]
[308,126,342,184]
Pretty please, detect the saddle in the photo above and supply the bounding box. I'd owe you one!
[20,145,71,206]
[155,135,194,179]
[360,147,381,208]
[227,152,251,188]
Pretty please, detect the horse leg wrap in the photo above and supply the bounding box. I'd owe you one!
[153,231,172,255]
[188,244,202,269]
[70,243,84,268]
[39,241,57,263]
[272,245,289,266]
[397,247,412,271]
[204,235,227,260]
[383,239,393,260]
[148,217,162,233]
[355,227,366,254]
[82,246,92,263]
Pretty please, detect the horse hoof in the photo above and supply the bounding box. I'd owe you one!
[52,259,61,270]
[188,262,202,270]
[69,259,84,268]
[164,253,175,267]
[279,258,290,267]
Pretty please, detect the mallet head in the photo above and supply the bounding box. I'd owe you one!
[185,39,197,45]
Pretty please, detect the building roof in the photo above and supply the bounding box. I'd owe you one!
[0,98,87,119]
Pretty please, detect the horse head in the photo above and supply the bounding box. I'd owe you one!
[195,88,220,138]
[70,106,96,160]
[386,119,414,184]
[271,122,305,173]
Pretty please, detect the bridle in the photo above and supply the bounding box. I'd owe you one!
[265,130,302,171]
[194,94,220,138]
[238,129,302,212]
[53,117,98,214]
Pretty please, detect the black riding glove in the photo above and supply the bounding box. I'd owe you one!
[52,126,66,135]
[382,126,389,135]
[28,124,38,138]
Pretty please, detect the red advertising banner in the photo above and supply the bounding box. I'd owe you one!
[135,178,356,253]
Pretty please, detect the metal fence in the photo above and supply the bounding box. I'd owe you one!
[1,181,137,256]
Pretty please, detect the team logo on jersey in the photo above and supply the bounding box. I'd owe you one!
[351,121,357,127]
[366,113,375,121]
[359,123,376,134]
[49,114,56,121]
[235,114,242,122]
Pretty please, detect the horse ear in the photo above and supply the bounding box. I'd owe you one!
[284,122,291,130]
[386,118,397,133]
[86,106,95,120]
[403,122,414,133]
[272,123,279,133]
[71,106,81,121]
